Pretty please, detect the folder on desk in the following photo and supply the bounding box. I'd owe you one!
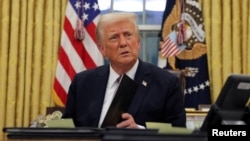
[146,122,193,134]
[101,74,138,127]
[46,118,75,128]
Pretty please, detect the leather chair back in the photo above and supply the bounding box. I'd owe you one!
[166,69,186,97]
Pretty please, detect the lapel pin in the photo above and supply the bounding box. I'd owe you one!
[142,80,147,87]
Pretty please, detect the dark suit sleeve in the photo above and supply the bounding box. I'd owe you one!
[62,75,77,120]
[164,74,186,127]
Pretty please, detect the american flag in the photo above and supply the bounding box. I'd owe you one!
[160,31,181,57]
[53,0,104,107]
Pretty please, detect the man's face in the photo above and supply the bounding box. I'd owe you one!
[99,20,140,67]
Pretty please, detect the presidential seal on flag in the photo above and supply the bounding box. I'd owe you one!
[160,0,211,108]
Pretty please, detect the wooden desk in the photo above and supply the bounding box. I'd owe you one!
[6,139,101,141]
[2,128,101,141]
[2,127,208,141]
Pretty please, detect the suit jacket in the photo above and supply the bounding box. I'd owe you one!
[63,59,186,127]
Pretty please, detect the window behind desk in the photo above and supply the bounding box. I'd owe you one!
[98,0,166,66]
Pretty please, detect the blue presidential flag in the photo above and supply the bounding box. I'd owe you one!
[160,0,211,109]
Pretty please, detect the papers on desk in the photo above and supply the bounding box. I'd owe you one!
[45,118,75,128]
[146,122,193,134]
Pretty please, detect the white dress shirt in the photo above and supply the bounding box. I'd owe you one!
[98,59,139,127]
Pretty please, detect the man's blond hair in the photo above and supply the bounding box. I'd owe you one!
[96,12,139,44]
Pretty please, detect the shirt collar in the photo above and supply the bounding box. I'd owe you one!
[109,59,139,83]
[126,59,139,80]
[108,67,120,88]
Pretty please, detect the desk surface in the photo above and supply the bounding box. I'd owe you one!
[3,127,102,141]
[5,136,100,141]
[2,127,207,141]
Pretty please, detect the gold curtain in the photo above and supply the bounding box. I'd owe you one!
[0,0,67,139]
[0,0,250,140]
[201,0,250,101]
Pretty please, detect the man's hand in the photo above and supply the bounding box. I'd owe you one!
[116,113,139,128]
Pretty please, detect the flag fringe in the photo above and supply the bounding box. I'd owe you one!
[176,43,207,60]
[167,43,207,69]
[161,0,181,40]
[52,90,65,107]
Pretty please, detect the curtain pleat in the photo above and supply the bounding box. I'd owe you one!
[0,0,11,139]
[201,0,212,100]
[31,0,44,120]
[16,0,28,127]
[210,0,223,100]
[242,0,250,73]
[40,0,54,117]
[222,0,232,80]
[23,0,35,127]
[248,1,250,73]
[232,0,241,73]
[6,0,21,127]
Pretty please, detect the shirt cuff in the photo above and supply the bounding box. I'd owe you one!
[137,124,146,129]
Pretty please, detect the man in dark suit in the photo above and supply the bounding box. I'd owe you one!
[62,12,186,128]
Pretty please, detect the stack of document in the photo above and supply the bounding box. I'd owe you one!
[146,122,193,134]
